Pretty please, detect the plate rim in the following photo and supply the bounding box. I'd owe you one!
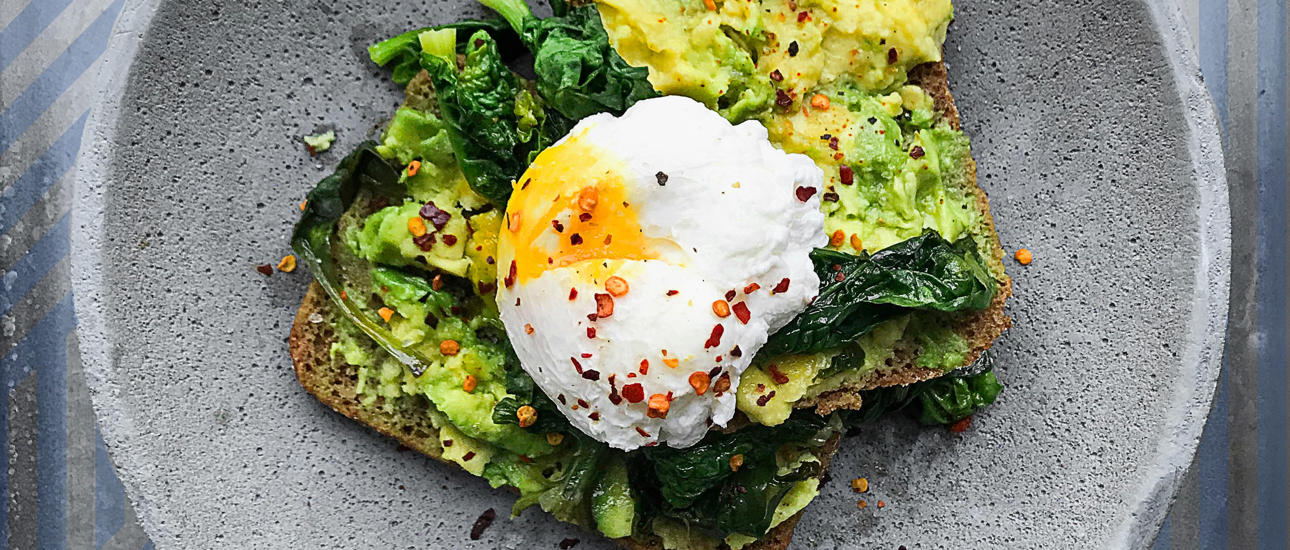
[69,0,1231,547]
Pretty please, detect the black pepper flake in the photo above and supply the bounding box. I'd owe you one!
[887,47,898,64]
[910,145,925,159]
[822,191,840,202]
[582,370,600,381]
[655,171,669,186]
[819,133,832,141]
[725,289,737,301]
[867,116,878,124]
[787,41,799,56]
[552,219,564,232]
[559,538,581,549]
[419,202,451,230]
[478,282,497,294]
[775,89,793,108]
[469,508,496,540]
[413,233,436,251]
[578,212,592,222]
[486,256,495,264]
[769,69,784,82]
[443,439,453,447]
[708,366,722,378]
[370,196,389,210]
[558,394,567,405]
[570,233,583,245]
[256,264,274,276]
[730,345,742,357]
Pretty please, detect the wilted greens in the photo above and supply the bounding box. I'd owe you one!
[764,229,997,356]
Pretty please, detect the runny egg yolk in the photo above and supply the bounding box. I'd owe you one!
[501,132,666,284]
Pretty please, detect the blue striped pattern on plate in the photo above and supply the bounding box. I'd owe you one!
[0,0,1282,548]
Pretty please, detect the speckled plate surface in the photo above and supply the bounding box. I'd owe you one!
[71,0,1228,548]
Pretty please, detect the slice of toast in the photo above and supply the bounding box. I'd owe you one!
[290,60,1005,548]
[803,62,1013,414]
[290,281,840,550]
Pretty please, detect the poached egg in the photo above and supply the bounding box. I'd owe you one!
[496,96,825,450]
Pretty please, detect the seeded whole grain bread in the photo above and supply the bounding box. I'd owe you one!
[289,62,1007,549]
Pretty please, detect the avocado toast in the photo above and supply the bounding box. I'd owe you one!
[289,0,1009,548]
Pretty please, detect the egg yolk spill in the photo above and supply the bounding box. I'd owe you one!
[501,134,665,284]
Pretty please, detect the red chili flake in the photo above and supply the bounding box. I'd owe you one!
[773,278,791,293]
[570,233,583,245]
[910,145,926,159]
[666,290,679,296]
[589,412,600,421]
[587,327,597,338]
[795,186,817,202]
[552,219,565,232]
[559,538,580,550]
[578,212,592,223]
[769,69,784,82]
[635,426,651,437]
[887,48,898,64]
[604,235,612,245]
[796,11,809,22]
[419,202,451,230]
[708,366,722,378]
[413,233,436,251]
[569,288,578,300]
[743,283,761,294]
[587,313,598,322]
[623,383,646,403]
[595,293,614,318]
[571,357,583,373]
[949,416,972,433]
[581,353,593,358]
[835,271,846,282]
[828,137,839,150]
[775,89,793,108]
[441,234,458,246]
[839,165,855,185]
[646,442,658,447]
[478,282,497,294]
[756,390,776,407]
[729,346,742,358]
[443,440,453,447]
[463,451,477,461]
[256,264,274,276]
[582,370,600,381]
[608,375,622,404]
[504,260,517,288]
[715,356,722,362]
[732,302,751,324]
[469,508,496,540]
[768,364,790,385]
[714,372,732,394]
[725,289,737,301]
[577,398,589,408]
[704,324,724,349]
[639,359,650,375]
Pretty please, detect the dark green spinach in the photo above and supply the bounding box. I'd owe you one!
[764,230,997,356]
[480,0,657,120]
[845,359,1003,426]
[367,18,519,86]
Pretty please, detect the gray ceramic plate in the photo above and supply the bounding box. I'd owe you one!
[72,0,1229,548]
